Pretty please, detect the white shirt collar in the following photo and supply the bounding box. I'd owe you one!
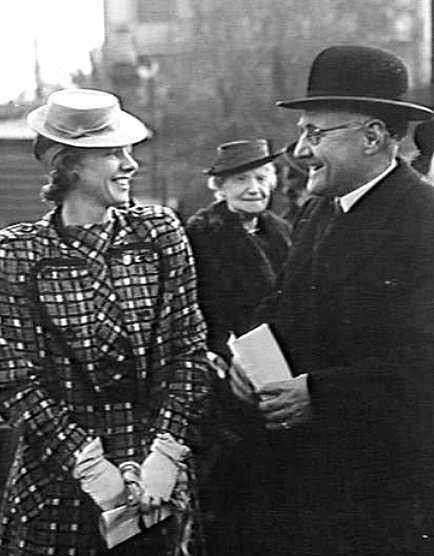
[337,159,398,213]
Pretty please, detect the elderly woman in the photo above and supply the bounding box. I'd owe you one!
[186,139,291,360]
[0,89,210,556]
[185,139,291,556]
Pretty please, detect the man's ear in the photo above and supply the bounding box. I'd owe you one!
[363,120,386,152]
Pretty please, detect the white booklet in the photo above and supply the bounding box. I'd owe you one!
[99,504,174,548]
[228,323,293,388]
[99,505,142,549]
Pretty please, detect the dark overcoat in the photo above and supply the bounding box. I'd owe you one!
[223,160,434,556]
[186,201,291,358]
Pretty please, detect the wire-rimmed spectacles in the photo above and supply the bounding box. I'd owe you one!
[299,121,369,146]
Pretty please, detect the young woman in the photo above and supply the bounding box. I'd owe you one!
[0,88,210,556]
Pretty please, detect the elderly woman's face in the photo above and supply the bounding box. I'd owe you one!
[72,146,139,208]
[221,165,275,215]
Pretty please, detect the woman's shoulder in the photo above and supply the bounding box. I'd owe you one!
[186,202,227,231]
[0,218,54,271]
[122,204,184,234]
[0,217,50,247]
[121,204,193,254]
[125,203,179,223]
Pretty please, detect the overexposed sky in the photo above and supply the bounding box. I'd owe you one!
[0,0,105,103]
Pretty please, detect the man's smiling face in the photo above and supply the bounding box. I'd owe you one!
[293,109,373,197]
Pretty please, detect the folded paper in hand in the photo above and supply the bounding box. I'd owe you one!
[99,505,141,549]
[99,504,174,549]
[228,323,293,388]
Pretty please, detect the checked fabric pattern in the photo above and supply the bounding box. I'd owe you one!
[0,204,210,555]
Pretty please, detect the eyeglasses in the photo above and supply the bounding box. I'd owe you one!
[298,121,369,146]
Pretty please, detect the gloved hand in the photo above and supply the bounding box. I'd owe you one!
[122,434,190,511]
[73,437,127,511]
[140,450,179,508]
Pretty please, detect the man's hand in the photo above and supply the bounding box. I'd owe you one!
[257,374,312,430]
[228,355,257,404]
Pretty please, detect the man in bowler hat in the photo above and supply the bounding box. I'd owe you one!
[229,45,434,555]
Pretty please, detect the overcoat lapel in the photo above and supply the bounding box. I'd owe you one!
[281,197,328,288]
[284,162,416,298]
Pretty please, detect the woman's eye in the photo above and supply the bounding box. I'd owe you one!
[106,148,123,158]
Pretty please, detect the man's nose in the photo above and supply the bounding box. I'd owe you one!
[293,134,311,158]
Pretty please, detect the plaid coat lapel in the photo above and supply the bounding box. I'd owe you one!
[31,210,163,369]
[32,213,128,365]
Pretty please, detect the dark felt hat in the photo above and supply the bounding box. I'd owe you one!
[203,139,285,177]
[277,45,433,121]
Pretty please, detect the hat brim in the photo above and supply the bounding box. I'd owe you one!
[203,148,286,177]
[277,96,434,121]
[27,105,151,147]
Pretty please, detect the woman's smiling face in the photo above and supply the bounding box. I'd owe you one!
[220,164,276,215]
[73,146,139,208]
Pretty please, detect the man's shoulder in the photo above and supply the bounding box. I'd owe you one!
[392,162,434,212]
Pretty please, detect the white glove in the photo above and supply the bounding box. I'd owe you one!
[73,437,127,511]
[140,450,179,508]
[135,434,190,510]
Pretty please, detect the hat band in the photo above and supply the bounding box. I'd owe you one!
[45,117,119,140]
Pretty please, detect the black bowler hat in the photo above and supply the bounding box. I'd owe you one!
[203,139,285,177]
[277,45,433,121]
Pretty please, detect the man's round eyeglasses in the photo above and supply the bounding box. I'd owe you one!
[299,121,369,146]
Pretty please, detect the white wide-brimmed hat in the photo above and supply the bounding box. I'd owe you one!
[27,88,151,147]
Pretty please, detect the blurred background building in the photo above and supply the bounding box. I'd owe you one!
[0,0,433,226]
[0,0,433,491]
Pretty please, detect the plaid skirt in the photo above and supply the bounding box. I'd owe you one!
[0,473,202,556]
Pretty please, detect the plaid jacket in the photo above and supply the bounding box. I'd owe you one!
[0,204,210,548]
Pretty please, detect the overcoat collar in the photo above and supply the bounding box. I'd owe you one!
[283,159,417,298]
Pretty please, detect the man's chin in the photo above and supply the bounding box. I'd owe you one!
[306,177,327,196]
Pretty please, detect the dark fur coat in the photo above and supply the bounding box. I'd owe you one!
[186,200,291,358]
